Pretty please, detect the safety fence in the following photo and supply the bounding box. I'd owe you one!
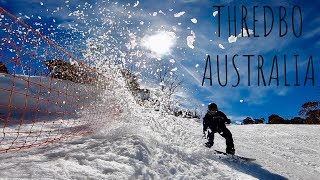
[0,7,105,153]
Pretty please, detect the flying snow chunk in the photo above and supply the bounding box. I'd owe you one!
[170,59,175,63]
[191,18,197,24]
[213,11,218,17]
[153,12,157,16]
[40,2,43,5]
[126,33,138,50]
[187,30,196,49]
[171,67,177,72]
[195,64,199,68]
[172,26,177,31]
[228,35,237,43]
[174,11,186,17]
[133,1,139,7]
[159,10,166,15]
[219,44,225,49]
[238,28,254,37]
[240,99,244,103]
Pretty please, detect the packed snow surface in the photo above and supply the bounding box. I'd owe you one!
[0,104,319,179]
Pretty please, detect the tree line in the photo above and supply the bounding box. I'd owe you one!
[242,101,320,124]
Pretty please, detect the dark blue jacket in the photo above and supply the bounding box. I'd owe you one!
[203,110,231,132]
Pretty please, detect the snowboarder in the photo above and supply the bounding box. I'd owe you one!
[203,103,235,155]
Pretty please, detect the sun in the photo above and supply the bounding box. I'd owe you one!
[141,31,176,58]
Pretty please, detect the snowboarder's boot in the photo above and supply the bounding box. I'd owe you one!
[226,148,235,155]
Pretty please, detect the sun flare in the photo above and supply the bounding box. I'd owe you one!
[141,31,176,57]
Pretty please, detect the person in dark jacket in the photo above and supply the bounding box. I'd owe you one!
[203,103,235,154]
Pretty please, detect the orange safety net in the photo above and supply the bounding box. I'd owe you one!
[0,7,104,153]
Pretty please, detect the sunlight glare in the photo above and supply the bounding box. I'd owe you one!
[141,31,176,57]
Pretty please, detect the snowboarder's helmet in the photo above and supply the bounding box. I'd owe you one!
[208,103,218,110]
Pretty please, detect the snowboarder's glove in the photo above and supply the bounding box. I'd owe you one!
[202,131,207,139]
[226,118,231,124]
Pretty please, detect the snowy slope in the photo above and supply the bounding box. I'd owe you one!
[0,102,319,179]
[0,66,319,179]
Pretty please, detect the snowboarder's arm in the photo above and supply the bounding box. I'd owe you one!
[203,115,208,132]
[220,111,231,124]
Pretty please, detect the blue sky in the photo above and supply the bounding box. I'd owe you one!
[1,0,319,121]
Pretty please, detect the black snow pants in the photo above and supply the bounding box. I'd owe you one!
[207,128,234,151]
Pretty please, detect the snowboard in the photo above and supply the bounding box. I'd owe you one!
[214,150,256,162]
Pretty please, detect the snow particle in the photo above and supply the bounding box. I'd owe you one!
[218,44,225,49]
[238,28,254,37]
[240,99,244,103]
[213,11,218,17]
[191,18,197,24]
[159,10,166,15]
[171,67,177,72]
[126,32,138,50]
[228,35,237,43]
[187,30,196,49]
[133,1,139,7]
[174,11,185,17]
